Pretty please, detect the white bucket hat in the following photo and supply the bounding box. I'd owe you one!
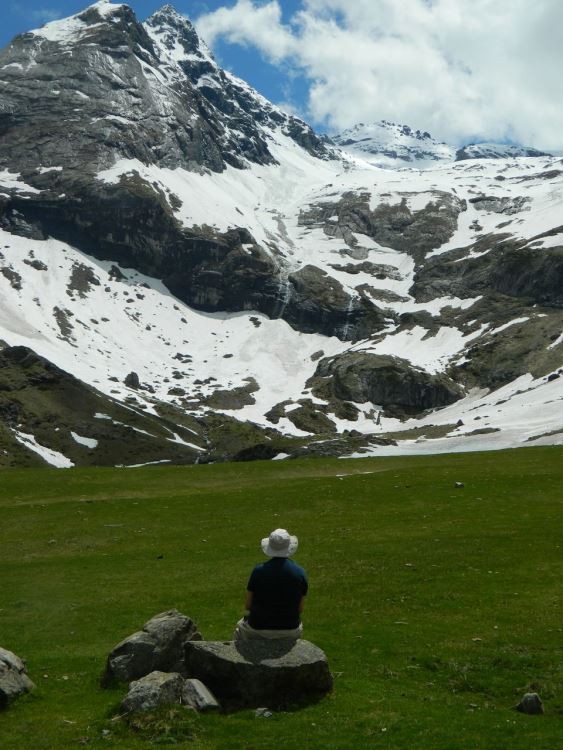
[261,528,298,558]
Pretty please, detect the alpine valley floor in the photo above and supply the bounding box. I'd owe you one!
[2,448,562,749]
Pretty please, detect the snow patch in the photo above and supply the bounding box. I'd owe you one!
[12,430,74,468]
[71,431,98,449]
[0,170,41,193]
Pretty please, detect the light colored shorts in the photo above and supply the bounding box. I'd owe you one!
[234,617,303,642]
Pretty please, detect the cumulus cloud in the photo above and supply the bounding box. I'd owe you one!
[195,0,563,149]
[197,0,296,62]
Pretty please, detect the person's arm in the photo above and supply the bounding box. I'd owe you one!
[245,590,253,611]
[298,570,308,615]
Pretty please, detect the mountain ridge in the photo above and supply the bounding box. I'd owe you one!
[331,121,552,168]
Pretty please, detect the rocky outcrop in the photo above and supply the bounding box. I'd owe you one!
[184,639,333,709]
[412,239,563,307]
[3,186,379,339]
[300,190,465,263]
[468,195,531,215]
[456,144,551,161]
[284,265,387,340]
[0,647,35,709]
[102,610,202,685]
[311,352,463,416]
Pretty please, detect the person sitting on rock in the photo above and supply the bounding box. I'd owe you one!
[235,528,308,642]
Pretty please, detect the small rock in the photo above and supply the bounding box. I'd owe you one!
[182,678,220,712]
[515,692,544,715]
[255,707,273,718]
[120,671,184,713]
[124,371,140,389]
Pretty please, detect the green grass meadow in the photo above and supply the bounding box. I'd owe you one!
[1,447,562,749]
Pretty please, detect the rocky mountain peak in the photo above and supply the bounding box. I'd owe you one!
[0,0,331,177]
[145,4,214,66]
[332,120,455,167]
[332,120,553,168]
[27,1,137,45]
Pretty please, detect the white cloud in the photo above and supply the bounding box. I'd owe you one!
[196,0,296,62]
[195,0,563,150]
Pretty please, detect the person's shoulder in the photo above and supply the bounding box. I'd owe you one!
[288,559,307,577]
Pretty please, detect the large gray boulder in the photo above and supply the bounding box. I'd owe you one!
[184,639,333,708]
[102,610,202,685]
[120,671,184,713]
[0,647,35,709]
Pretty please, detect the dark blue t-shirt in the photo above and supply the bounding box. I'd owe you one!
[247,557,308,630]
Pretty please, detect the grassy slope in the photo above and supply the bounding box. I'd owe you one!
[1,448,562,749]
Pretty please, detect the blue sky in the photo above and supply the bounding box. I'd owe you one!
[3,1,563,149]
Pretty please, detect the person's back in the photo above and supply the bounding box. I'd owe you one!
[235,528,308,642]
[248,556,307,630]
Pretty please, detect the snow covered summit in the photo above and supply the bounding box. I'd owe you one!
[332,121,552,168]
[332,121,455,167]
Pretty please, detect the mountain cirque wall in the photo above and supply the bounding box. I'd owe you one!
[1,1,563,466]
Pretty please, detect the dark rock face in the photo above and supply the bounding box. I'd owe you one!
[0,647,35,709]
[284,402,337,435]
[468,195,531,215]
[124,371,140,389]
[413,239,563,308]
[103,610,203,685]
[312,352,462,415]
[184,639,333,709]
[285,265,387,340]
